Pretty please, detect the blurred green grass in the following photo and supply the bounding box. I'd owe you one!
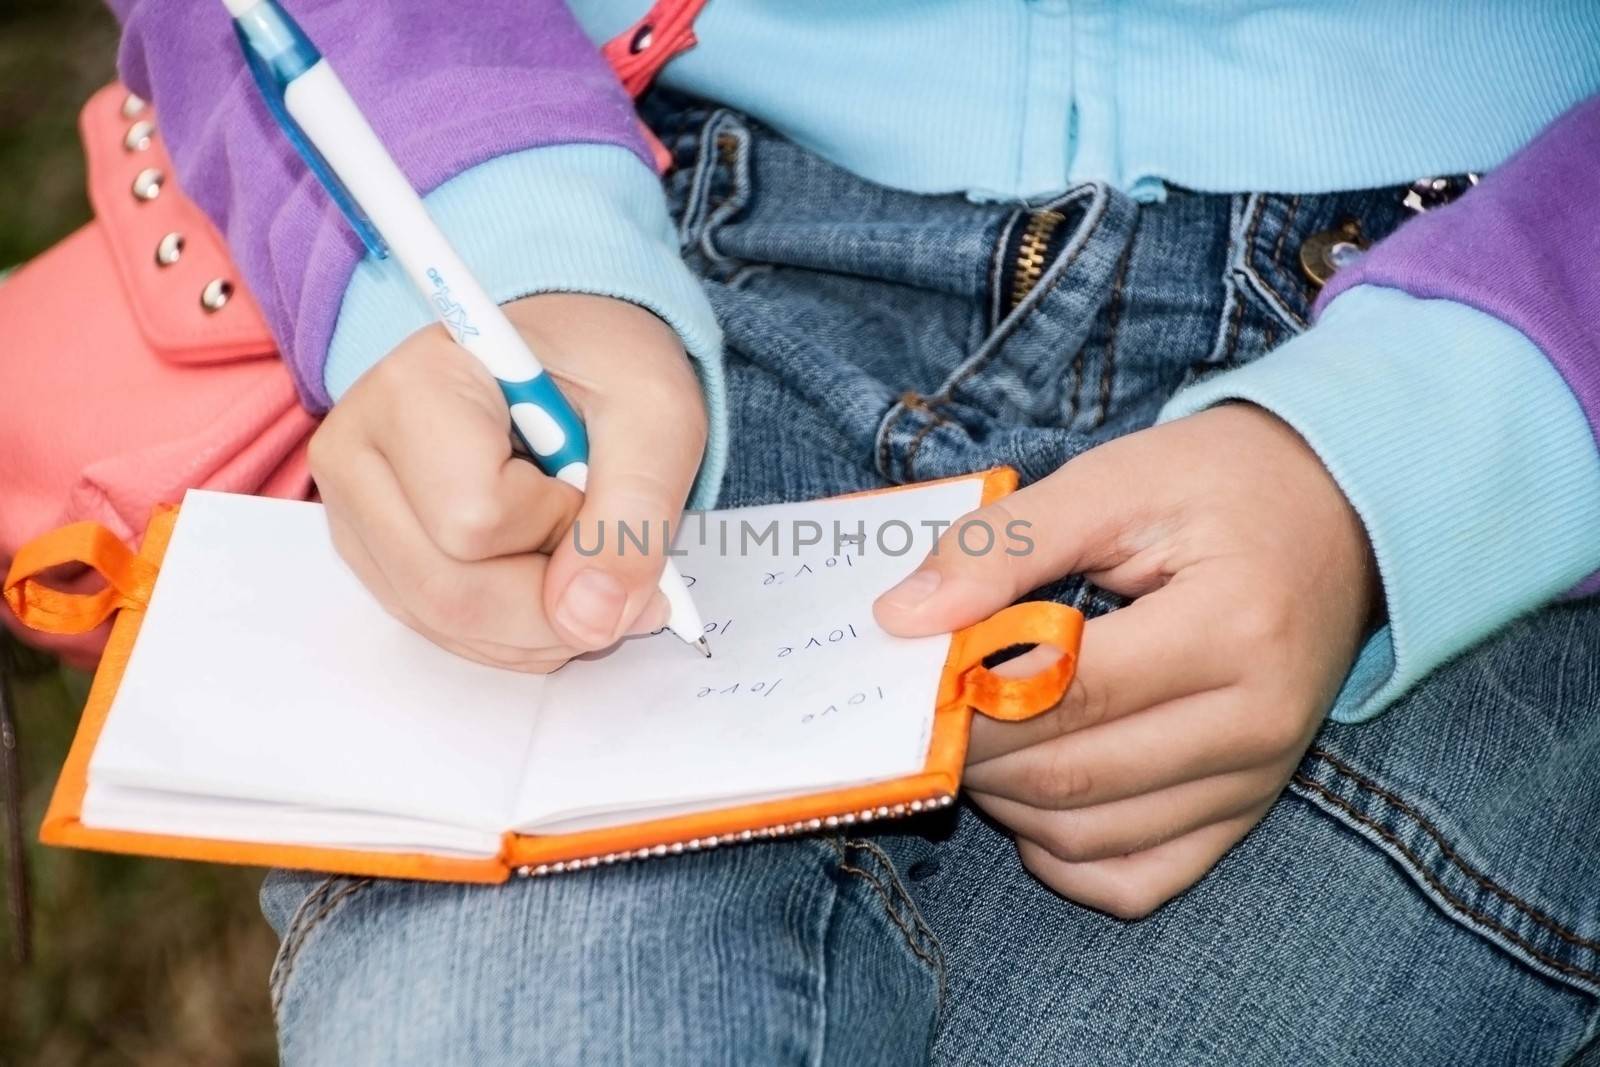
[1,2,279,1063]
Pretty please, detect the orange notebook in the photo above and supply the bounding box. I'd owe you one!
[5,470,1080,885]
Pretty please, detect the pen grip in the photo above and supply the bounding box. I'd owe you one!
[499,376,591,489]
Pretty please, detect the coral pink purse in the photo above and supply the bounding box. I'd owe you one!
[0,84,317,668]
[0,2,705,668]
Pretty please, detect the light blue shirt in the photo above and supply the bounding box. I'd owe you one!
[574,0,1600,203]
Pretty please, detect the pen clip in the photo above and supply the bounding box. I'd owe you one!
[233,21,389,259]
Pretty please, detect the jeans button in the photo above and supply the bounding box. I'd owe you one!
[1299,219,1368,288]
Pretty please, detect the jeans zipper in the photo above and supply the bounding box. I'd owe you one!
[1005,208,1068,314]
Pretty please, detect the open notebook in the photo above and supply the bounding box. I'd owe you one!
[6,470,1081,883]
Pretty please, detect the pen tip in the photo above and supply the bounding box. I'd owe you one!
[695,637,712,659]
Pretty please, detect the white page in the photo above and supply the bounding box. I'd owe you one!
[85,491,545,845]
[82,781,503,857]
[515,477,985,829]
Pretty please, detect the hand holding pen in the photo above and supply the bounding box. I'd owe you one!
[227,0,712,662]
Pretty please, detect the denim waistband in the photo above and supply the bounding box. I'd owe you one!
[645,91,1422,478]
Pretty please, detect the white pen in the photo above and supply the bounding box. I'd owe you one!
[225,0,710,656]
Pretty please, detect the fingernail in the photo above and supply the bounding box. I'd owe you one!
[627,592,671,635]
[556,569,627,644]
[879,569,942,612]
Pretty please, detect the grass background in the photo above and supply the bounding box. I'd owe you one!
[1,1,281,1062]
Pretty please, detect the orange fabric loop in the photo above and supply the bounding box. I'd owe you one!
[3,521,159,635]
[954,601,1084,722]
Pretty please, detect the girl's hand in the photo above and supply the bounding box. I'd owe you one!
[874,405,1378,918]
[310,293,708,672]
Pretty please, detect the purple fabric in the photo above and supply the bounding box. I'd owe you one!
[1318,94,1600,460]
[1316,93,1600,598]
[109,0,649,410]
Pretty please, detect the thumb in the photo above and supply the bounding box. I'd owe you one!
[543,401,704,652]
[873,460,1134,637]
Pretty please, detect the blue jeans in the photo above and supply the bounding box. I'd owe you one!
[261,97,1600,1064]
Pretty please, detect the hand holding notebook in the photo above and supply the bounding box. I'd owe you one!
[5,471,1080,883]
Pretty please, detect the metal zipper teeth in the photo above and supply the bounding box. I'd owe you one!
[514,792,956,877]
[1007,209,1066,312]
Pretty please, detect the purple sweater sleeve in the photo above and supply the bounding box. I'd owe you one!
[109,0,652,410]
[1318,94,1600,455]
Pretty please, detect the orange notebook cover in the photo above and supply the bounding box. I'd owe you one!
[6,470,1081,885]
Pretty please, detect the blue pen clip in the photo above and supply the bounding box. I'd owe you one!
[232,0,388,259]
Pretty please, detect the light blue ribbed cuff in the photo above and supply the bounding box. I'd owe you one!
[1158,286,1600,723]
[325,144,726,509]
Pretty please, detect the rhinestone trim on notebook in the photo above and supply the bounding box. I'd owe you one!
[513,793,956,877]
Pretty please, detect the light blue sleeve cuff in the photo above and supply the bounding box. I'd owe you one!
[1158,286,1600,723]
[325,144,727,509]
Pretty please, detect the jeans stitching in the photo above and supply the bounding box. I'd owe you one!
[677,109,737,251]
[675,116,718,248]
[1306,747,1600,953]
[1270,193,1301,269]
[726,263,773,289]
[829,853,926,959]
[903,187,1109,477]
[1223,295,1245,363]
[875,400,911,479]
[940,186,1108,408]
[823,839,919,944]
[837,858,941,969]
[1093,239,1135,429]
[696,119,754,270]
[901,408,951,483]
[988,208,1025,331]
[1234,193,1309,332]
[1290,773,1599,985]
[268,877,373,1014]
[1066,347,1086,426]
[1193,285,1246,380]
[876,392,940,483]
[268,877,375,1018]
[1199,194,1248,371]
[849,839,944,957]
[905,190,1119,468]
[825,838,947,999]
[1247,193,1310,328]
[849,840,947,1011]
[877,186,1106,482]
[267,873,339,1001]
